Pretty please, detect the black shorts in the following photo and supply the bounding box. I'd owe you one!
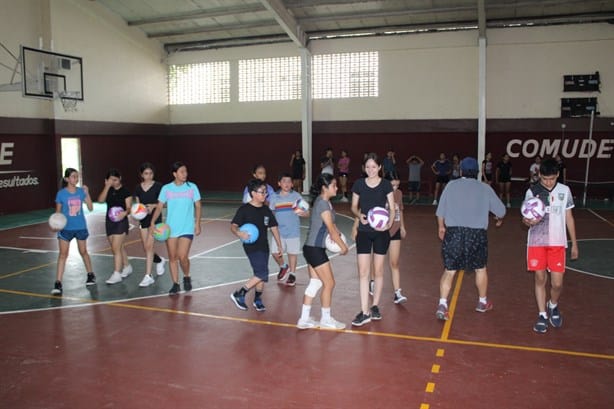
[483,173,493,182]
[303,245,329,268]
[436,175,449,184]
[441,226,488,271]
[499,176,511,183]
[106,219,129,236]
[390,229,401,241]
[139,213,162,229]
[356,230,390,255]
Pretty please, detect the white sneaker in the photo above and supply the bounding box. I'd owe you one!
[319,316,346,330]
[120,264,133,278]
[432,199,438,205]
[340,196,349,202]
[156,258,166,276]
[106,271,123,284]
[506,202,511,208]
[139,274,155,287]
[297,317,319,330]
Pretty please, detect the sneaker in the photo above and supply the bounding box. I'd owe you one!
[320,316,346,330]
[277,264,289,281]
[168,282,181,295]
[139,274,155,287]
[230,292,248,310]
[393,289,407,304]
[506,202,511,208]
[297,316,319,329]
[106,271,123,284]
[548,304,563,328]
[285,273,296,287]
[339,196,349,203]
[51,281,63,295]
[86,272,96,286]
[533,315,549,333]
[183,276,192,292]
[436,304,449,321]
[368,279,375,296]
[370,305,382,320]
[253,298,266,312]
[475,301,494,313]
[120,264,133,278]
[351,311,372,327]
[432,199,438,205]
[155,258,166,276]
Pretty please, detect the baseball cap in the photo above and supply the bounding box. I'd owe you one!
[460,157,479,172]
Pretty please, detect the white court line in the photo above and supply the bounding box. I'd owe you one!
[586,208,614,228]
[0,245,51,254]
[567,266,614,280]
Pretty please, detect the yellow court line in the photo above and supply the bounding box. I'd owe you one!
[0,262,56,280]
[1,287,613,361]
[441,270,464,341]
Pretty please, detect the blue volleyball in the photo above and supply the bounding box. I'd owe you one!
[239,223,259,244]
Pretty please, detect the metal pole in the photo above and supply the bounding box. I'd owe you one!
[582,110,595,207]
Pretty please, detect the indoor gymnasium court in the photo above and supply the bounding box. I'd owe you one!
[1,1,613,408]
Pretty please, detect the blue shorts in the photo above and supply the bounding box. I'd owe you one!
[247,251,269,282]
[58,229,89,241]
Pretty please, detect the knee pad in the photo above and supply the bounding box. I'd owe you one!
[304,278,323,298]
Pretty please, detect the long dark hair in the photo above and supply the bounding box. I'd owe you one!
[139,162,155,181]
[171,161,191,186]
[61,168,78,188]
[309,173,335,206]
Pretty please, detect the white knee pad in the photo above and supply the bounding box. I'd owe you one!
[304,278,323,298]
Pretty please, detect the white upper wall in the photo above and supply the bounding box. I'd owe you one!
[169,23,614,124]
[0,0,168,124]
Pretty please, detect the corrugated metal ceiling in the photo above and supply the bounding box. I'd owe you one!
[95,0,614,52]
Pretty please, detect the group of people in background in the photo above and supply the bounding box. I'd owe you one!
[51,150,577,333]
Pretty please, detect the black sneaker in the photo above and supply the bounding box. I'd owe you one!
[51,281,63,296]
[253,298,266,312]
[533,315,548,333]
[351,311,371,327]
[547,304,563,328]
[285,273,296,287]
[168,282,181,295]
[230,292,248,310]
[183,276,192,292]
[86,272,96,286]
[370,305,382,320]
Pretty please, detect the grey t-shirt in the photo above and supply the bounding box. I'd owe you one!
[304,196,335,248]
[436,178,506,229]
[408,163,422,182]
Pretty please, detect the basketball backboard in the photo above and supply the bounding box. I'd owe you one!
[21,46,83,101]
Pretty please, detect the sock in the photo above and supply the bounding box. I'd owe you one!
[281,263,288,269]
[439,298,448,307]
[238,286,249,296]
[479,296,487,304]
[254,290,263,300]
[321,307,331,320]
[300,304,312,321]
[548,300,557,309]
[153,253,162,263]
[539,311,548,319]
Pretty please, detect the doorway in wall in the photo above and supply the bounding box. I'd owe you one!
[60,137,81,185]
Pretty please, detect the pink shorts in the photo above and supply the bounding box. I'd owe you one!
[527,246,566,273]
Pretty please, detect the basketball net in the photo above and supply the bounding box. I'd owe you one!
[57,91,79,112]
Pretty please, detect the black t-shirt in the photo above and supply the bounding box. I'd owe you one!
[231,203,278,253]
[291,157,305,179]
[352,178,393,232]
[105,186,131,224]
[134,181,162,205]
[497,161,512,179]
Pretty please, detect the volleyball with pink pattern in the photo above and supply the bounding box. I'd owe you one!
[521,197,546,220]
[367,206,390,229]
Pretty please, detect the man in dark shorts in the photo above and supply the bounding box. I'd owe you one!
[435,157,507,320]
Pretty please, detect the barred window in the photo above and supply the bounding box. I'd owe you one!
[168,62,230,104]
[312,52,378,99]
[238,57,301,102]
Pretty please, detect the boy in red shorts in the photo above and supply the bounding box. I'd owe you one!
[523,158,578,334]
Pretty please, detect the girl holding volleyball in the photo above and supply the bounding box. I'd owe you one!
[134,162,166,287]
[51,168,95,295]
[297,173,348,330]
[350,153,395,326]
[98,168,132,285]
[149,162,201,295]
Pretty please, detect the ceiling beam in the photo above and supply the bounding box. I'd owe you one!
[127,4,266,26]
[259,0,306,47]
[149,21,280,39]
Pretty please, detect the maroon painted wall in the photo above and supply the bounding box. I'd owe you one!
[1,116,612,216]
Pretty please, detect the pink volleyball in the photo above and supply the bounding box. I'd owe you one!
[367,206,390,229]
